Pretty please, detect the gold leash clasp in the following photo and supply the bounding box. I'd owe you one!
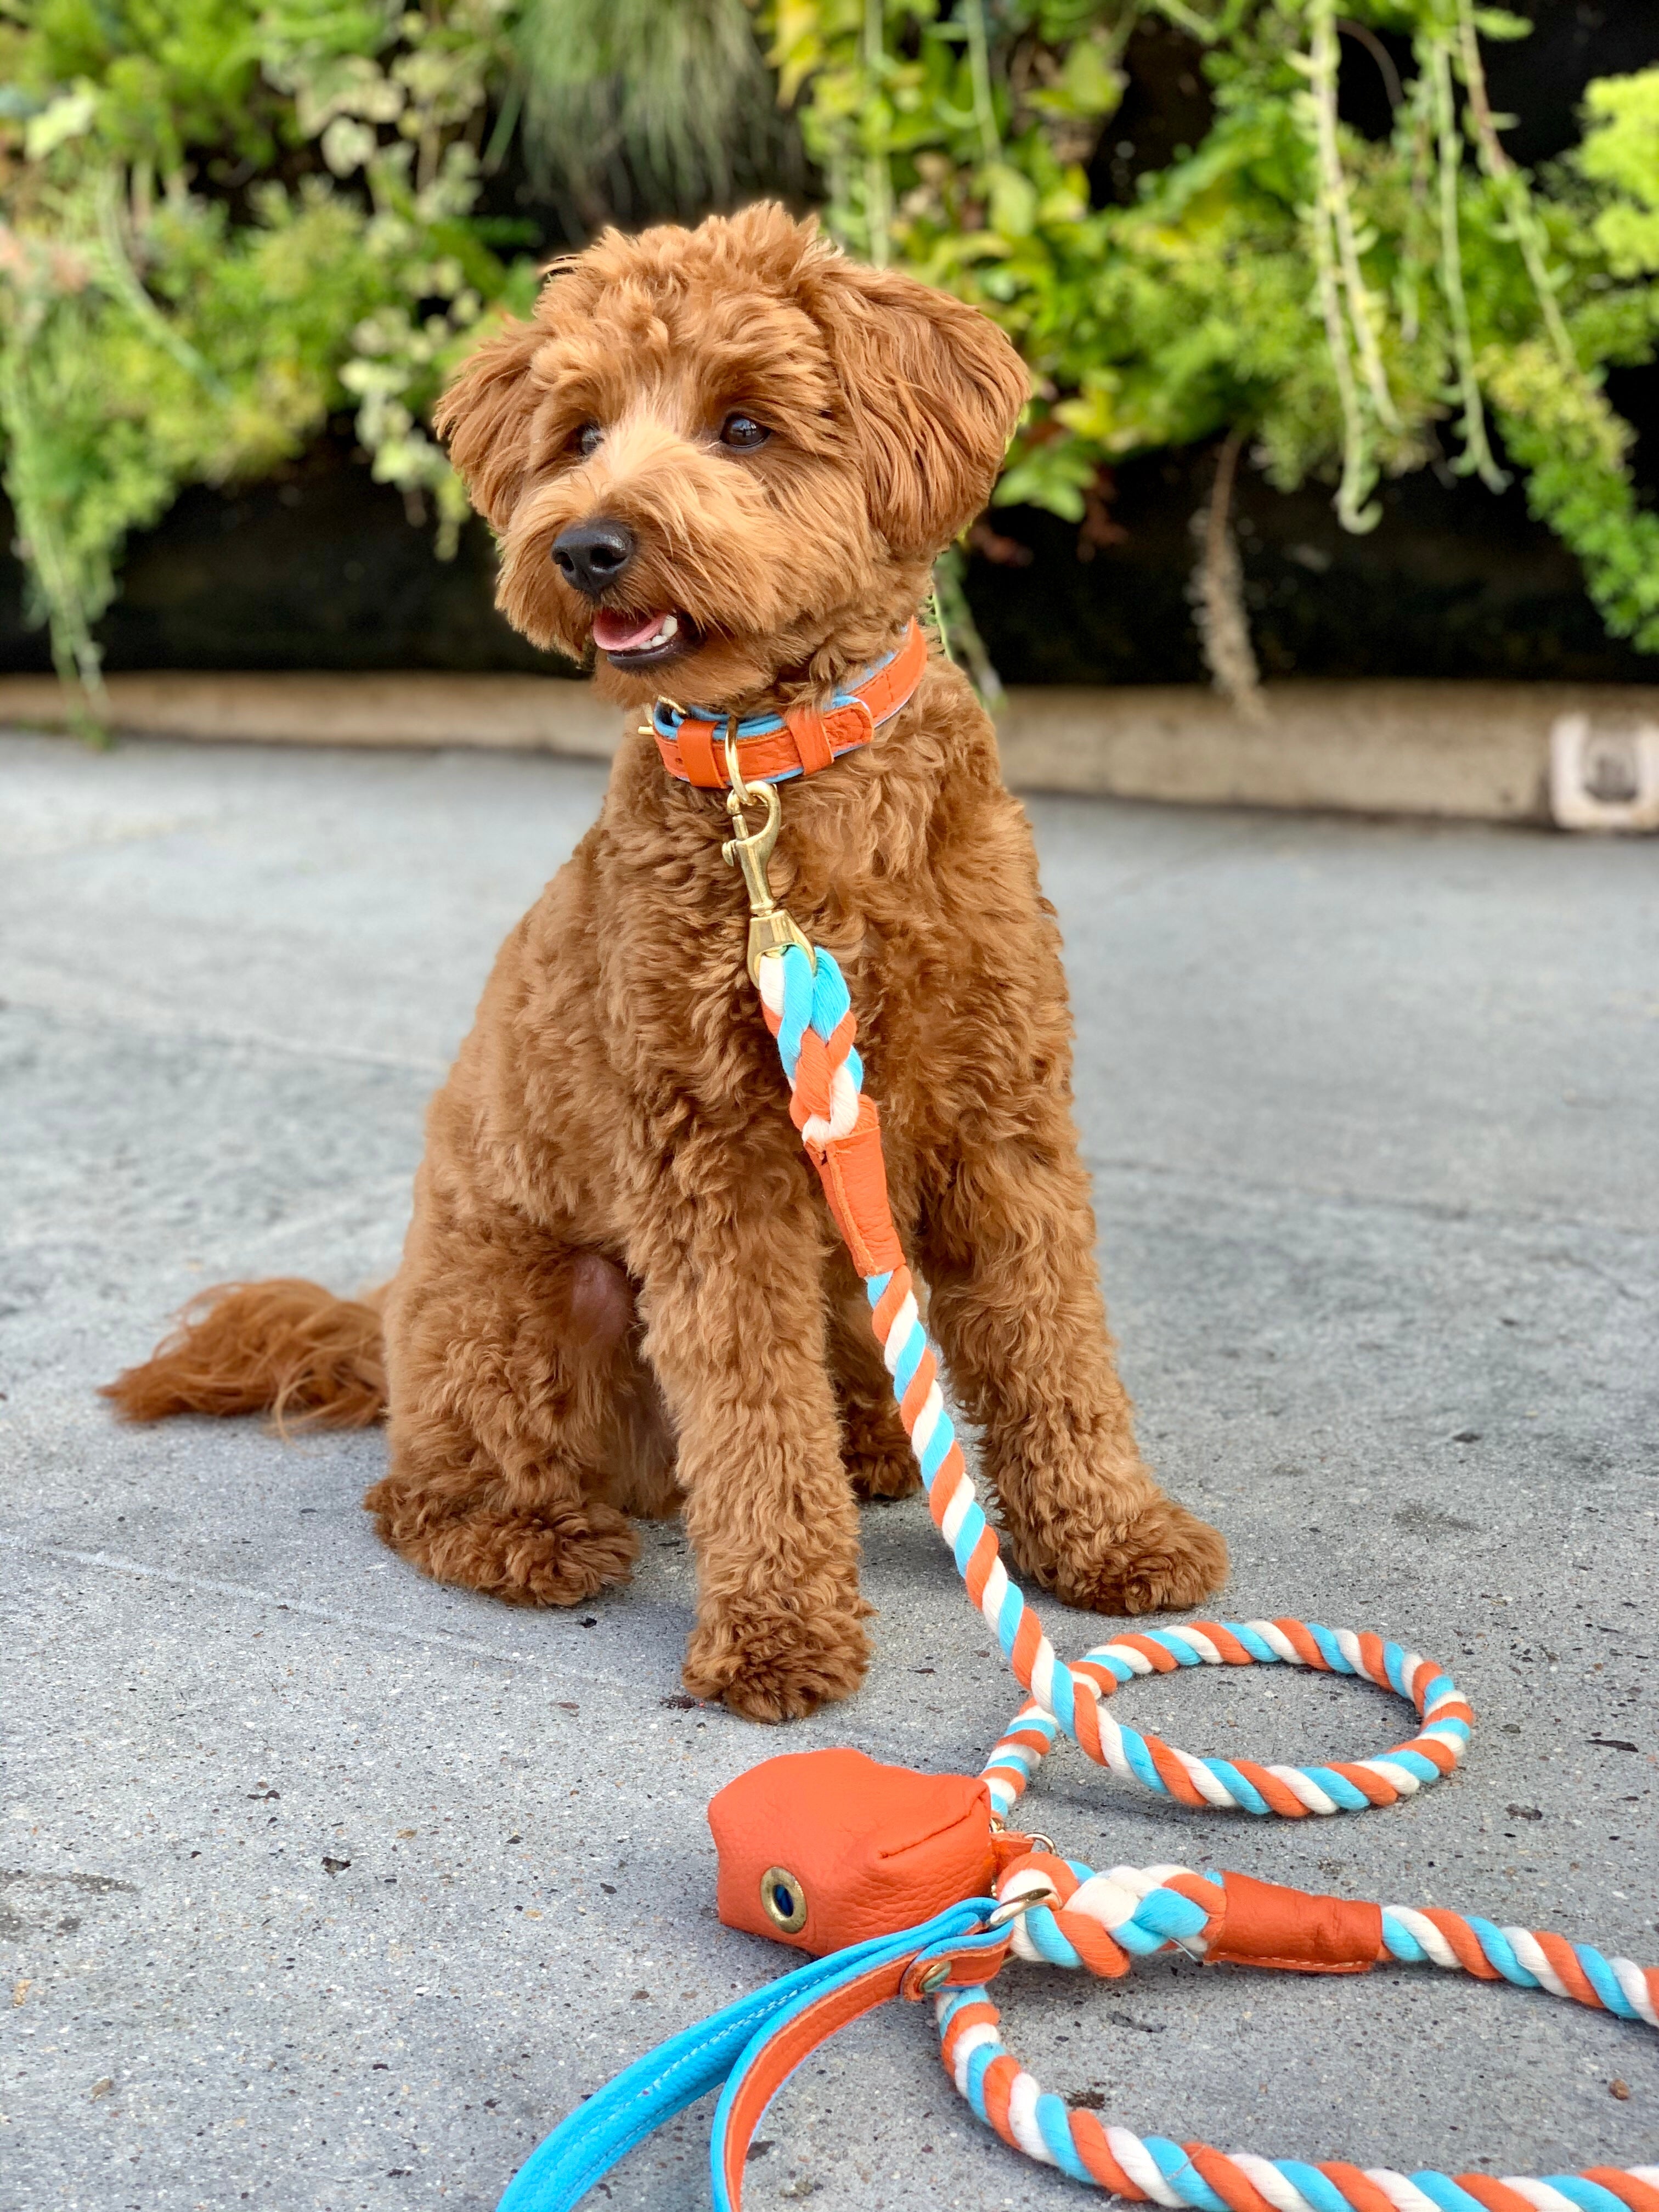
[720,725,815,985]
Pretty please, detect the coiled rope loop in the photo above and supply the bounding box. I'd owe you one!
[757,943,1472,1817]
[981,1620,1471,1822]
[941,1848,1659,2212]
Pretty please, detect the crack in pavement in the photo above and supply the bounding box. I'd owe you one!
[0,1533,649,1702]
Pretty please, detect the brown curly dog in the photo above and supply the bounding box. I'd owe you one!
[105,203,1227,1720]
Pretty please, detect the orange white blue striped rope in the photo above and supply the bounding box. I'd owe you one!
[755,940,1472,1815]
[492,923,1649,2212]
[941,1844,1659,2212]
[980,1620,1470,1821]
[740,936,1657,2212]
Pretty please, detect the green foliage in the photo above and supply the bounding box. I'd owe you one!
[0,0,528,713]
[1579,66,1659,278]
[769,3,1659,657]
[4,0,1659,720]
[513,0,787,227]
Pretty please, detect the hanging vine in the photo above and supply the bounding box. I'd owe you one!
[1297,7,1385,531]
[770,0,1659,685]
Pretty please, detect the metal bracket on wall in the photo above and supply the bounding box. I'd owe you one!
[1549,712,1659,833]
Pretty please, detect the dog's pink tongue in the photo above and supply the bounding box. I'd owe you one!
[592,607,668,653]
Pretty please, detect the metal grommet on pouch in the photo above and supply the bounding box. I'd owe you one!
[759,1865,808,1934]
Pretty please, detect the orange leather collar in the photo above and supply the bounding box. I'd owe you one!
[651,618,928,791]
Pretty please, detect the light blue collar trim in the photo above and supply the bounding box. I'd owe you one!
[649,637,904,746]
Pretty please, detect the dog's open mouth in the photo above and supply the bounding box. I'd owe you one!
[592,606,694,668]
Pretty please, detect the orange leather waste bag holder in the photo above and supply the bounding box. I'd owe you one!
[707,1747,1003,1957]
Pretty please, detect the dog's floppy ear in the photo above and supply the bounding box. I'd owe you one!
[433,314,546,532]
[803,257,1030,560]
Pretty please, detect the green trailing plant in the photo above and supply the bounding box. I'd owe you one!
[768,1,1659,676]
[5,0,1659,725]
[0,0,535,718]
[512,0,793,229]
[0,0,775,721]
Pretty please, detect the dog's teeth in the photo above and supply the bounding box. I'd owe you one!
[612,612,678,654]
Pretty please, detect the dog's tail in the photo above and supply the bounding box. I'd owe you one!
[101,1279,387,1431]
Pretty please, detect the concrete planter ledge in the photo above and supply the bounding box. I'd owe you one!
[4,670,1658,826]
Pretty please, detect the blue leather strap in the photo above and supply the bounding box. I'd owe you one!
[651,638,904,748]
[495,1903,994,2212]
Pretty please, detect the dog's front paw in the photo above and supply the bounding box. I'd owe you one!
[682,1604,870,1723]
[1052,1496,1228,1618]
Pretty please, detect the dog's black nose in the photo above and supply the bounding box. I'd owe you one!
[551,520,636,597]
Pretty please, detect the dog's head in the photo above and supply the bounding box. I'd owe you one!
[435,204,1029,704]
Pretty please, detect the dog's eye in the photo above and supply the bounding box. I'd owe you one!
[719,413,770,451]
[575,424,603,458]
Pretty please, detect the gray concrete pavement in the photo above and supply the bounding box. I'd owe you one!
[2,729,1656,2212]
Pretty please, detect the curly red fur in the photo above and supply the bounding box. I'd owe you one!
[102,1280,387,1432]
[106,205,1226,1719]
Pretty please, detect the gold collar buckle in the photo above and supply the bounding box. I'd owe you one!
[719,724,815,985]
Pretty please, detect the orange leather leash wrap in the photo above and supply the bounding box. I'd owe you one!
[654,620,928,789]
[708,1749,998,1959]
[806,1103,905,1278]
[1205,1872,1384,1974]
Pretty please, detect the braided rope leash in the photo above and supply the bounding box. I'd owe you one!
[755,940,1471,1818]
[744,932,1658,2212]
[980,1621,1469,1822]
[492,858,1654,2212]
[938,1847,1659,2212]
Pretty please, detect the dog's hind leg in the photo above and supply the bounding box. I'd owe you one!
[366,1201,646,1609]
